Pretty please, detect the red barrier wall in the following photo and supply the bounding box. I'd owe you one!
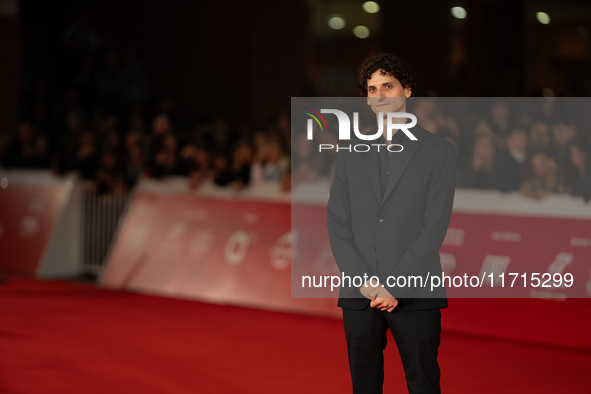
[0,171,72,275]
[101,181,591,350]
[100,191,337,316]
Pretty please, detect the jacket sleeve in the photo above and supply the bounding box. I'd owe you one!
[327,152,376,286]
[383,141,456,298]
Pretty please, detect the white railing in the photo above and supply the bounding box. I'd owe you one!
[79,182,129,276]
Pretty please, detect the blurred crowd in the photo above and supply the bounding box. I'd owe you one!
[3,96,591,203]
[1,15,590,202]
[0,112,292,195]
[1,13,292,194]
[429,99,591,202]
[292,98,591,202]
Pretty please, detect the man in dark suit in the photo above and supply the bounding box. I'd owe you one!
[494,128,527,192]
[327,53,456,394]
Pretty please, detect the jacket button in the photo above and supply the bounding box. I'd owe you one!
[378,218,384,222]
[370,247,377,252]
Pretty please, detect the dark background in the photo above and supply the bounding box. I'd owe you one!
[1,0,591,133]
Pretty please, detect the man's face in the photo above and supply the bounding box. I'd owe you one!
[366,70,412,115]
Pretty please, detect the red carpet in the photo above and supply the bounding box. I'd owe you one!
[1,275,590,393]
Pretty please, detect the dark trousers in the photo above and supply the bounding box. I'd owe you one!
[342,307,442,394]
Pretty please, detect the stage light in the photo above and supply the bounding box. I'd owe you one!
[353,26,370,39]
[0,177,8,189]
[536,12,550,24]
[451,6,467,19]
[328,16,346,30]
[362,1,380,14]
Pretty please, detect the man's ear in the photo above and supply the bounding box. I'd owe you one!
[404,85,412,98]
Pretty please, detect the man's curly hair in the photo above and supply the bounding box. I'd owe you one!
[358,53,415,96]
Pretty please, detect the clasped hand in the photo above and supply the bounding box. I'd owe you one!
[360,280,399,312]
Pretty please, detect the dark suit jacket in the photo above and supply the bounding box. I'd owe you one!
[326,126,456,312]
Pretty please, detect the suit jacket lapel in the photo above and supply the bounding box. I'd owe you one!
[362,149,382,204]
[380,130,423,208]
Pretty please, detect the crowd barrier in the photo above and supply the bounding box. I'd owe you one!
[0,170,129,277]
[80,184,129,275]
[101,177,591,350]
[0,170,81,276]
[1,171,588,349]
[100,178,336,315]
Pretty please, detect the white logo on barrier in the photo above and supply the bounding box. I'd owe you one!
[270,231,294,270]
[182,210,208,221]
[242,213,259,225]
[479,255,511,286]
[547,252,573,274]
[491,231,521,242]
[440,253,456,274]
[189,230,214,258]
[168,222,186,240]
[571,238,591,247]
[443,228,464,246]
[19,216,39,237]
[225,231,250,266]
[130,227,148,249]
[315,242,339,273]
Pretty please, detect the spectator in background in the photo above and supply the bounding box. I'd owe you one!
[564,143,591,202]
[76,130,98,179]
[53,109,87,173]
[123,129,145,189]
[275,110,291,153]
[529,121,551,153]
[187,147,212,190]
[2,122,50,169]
[458,135,496,189]
[291,133,320,184]
[519,152,557,199]
[489,100,511,137]
[551,121,576,154]
[206,119,233,154]
[472,119,496,141]
[95,150,125,194]
[251,130,268,149]
[550,120,577,189]
[250,140,289,186]
[175,143,200,177]
[127,112,147,135]
[148,133,180,178]
[494,128,527,192]
[151,113,173,137]
[146,114,180,178]
[214,143,252,190]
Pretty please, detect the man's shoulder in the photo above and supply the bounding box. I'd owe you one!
[411,125,455,156]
